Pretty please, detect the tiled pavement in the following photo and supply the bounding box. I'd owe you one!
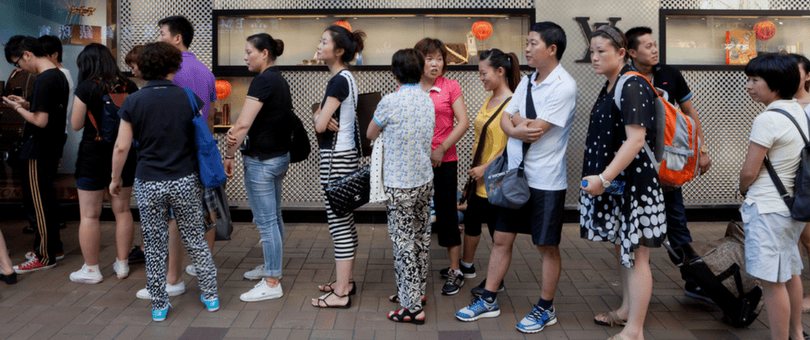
[0,219,805,340]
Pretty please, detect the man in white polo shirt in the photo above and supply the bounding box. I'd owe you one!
[455,21,577,334]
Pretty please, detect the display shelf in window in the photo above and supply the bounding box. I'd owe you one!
[213,9,534,76]
[660,9,810,70]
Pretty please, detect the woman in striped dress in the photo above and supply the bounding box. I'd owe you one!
[311,24,366,309]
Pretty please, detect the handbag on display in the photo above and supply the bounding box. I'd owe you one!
[184,88,227,188]
[484,76,538,209]
[369,132,386,203]
[323,70,370,215]
[459,96,511,205]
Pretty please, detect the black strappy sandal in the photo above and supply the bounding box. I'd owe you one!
[319,281,356,295]
[388,294,427,306]
[387,307,425,325]
[312,291,352,309]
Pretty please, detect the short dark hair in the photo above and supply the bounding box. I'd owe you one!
[414,38,447,75]
[125,45,144,66]
[158,15,194,48]
[625,26,653,51]
[745,53,800,100]
[77,43,128,90]
[38,35,63,63]
[789,53,810,92]
[530,21,566,60]
[325,25,365,66]
[137,42,182,80]
[247,33,284,61]
[4,35,46,64]
[391,49,424,84]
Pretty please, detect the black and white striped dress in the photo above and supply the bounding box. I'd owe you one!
[318,70,360,260]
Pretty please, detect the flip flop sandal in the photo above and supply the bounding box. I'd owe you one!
[386,307,425,325]
[388,294,427,306]
[312,291,352,309]
[594,310,627,327]
[319,281,356,295]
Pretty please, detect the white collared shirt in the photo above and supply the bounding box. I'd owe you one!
[503,64,578,190]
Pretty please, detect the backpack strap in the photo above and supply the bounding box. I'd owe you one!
[612,71,662,173]
[762,108,810,207]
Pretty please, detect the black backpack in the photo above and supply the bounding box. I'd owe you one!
[763,108,810,222]
[88,82,128,143]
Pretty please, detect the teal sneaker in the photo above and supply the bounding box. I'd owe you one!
[456,296,500,322]
[516,305,556,333]
[152,305,169,322]
[201,294,220,312]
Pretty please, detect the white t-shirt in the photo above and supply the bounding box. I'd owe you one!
[503,64,577,190]
[745,99,809,214]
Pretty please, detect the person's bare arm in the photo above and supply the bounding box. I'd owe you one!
[582,124,646,196]
[739,141,768,195]
[680,99,712,174]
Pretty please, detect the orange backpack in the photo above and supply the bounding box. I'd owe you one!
[614,71,700,186]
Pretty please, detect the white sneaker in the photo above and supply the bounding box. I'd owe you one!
[113,260,129,279]
[243,265,265,280]
[239,280,283,302]
[136,281,186,299]
[185,264,197,277]
[70,264,103,284]
[25,251,65,261]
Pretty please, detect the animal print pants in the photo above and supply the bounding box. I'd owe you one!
[134,173,218,309]
[385,182,433,311]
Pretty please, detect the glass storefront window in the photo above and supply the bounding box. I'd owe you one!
[213,10,533,74]
[663,10,810,68]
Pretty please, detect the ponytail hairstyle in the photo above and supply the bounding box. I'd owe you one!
[479,49,520,92]
[247,33,284,61]
[325,25,366,65]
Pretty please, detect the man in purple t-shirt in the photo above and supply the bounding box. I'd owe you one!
[133,15,220,301]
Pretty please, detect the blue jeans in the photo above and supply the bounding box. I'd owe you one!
[243,153,290,278]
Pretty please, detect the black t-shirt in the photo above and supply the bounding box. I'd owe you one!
[118,80,204,181]
[23,68,69,160]
[243,66,293,160]
[74,78,139,143]
[318,72,350,150]
[630,61,692,106]
[73,78,139,179]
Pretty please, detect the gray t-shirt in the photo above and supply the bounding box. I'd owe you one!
[118,80,204,181]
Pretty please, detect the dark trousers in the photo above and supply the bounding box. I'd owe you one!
[433,161,460,248]
[23,158,63,265]
[664,187,694,283]
[463,194,498,239]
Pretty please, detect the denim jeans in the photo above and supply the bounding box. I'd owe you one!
[243,153,290,278]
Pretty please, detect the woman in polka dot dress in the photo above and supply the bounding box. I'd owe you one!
[579,25,666,340]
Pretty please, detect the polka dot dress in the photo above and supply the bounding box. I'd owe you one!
[580,65,667,268]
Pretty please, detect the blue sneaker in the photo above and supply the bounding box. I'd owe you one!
[152,306,169,322]
[516,305,556,333]
[201,294,220,312]
[455,296,501,322]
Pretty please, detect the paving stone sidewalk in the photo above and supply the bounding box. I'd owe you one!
[0,219,805,339]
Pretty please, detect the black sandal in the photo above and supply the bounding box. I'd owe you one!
[388,294,427,306]
[312,291,351,309]
[387,307,425,325]
[319,281,356,295]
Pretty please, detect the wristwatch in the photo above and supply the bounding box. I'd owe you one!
[598,173,611,188]
[700,144,709,154]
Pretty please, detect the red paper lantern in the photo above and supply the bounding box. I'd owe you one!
[754,21,776,41]
[215,80,231,100]
[333,20,352,31]
[472,21,493,40]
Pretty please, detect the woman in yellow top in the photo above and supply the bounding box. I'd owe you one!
[462,48,521,296]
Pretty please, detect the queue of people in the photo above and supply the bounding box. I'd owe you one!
[1,15,809,339]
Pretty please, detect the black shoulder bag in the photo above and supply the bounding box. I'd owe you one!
[323,71,371,216]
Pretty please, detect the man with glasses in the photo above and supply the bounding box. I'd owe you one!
[1,36,69,273]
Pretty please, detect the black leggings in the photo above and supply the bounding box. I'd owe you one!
[463,194,498,239]
[433,161,460,248]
